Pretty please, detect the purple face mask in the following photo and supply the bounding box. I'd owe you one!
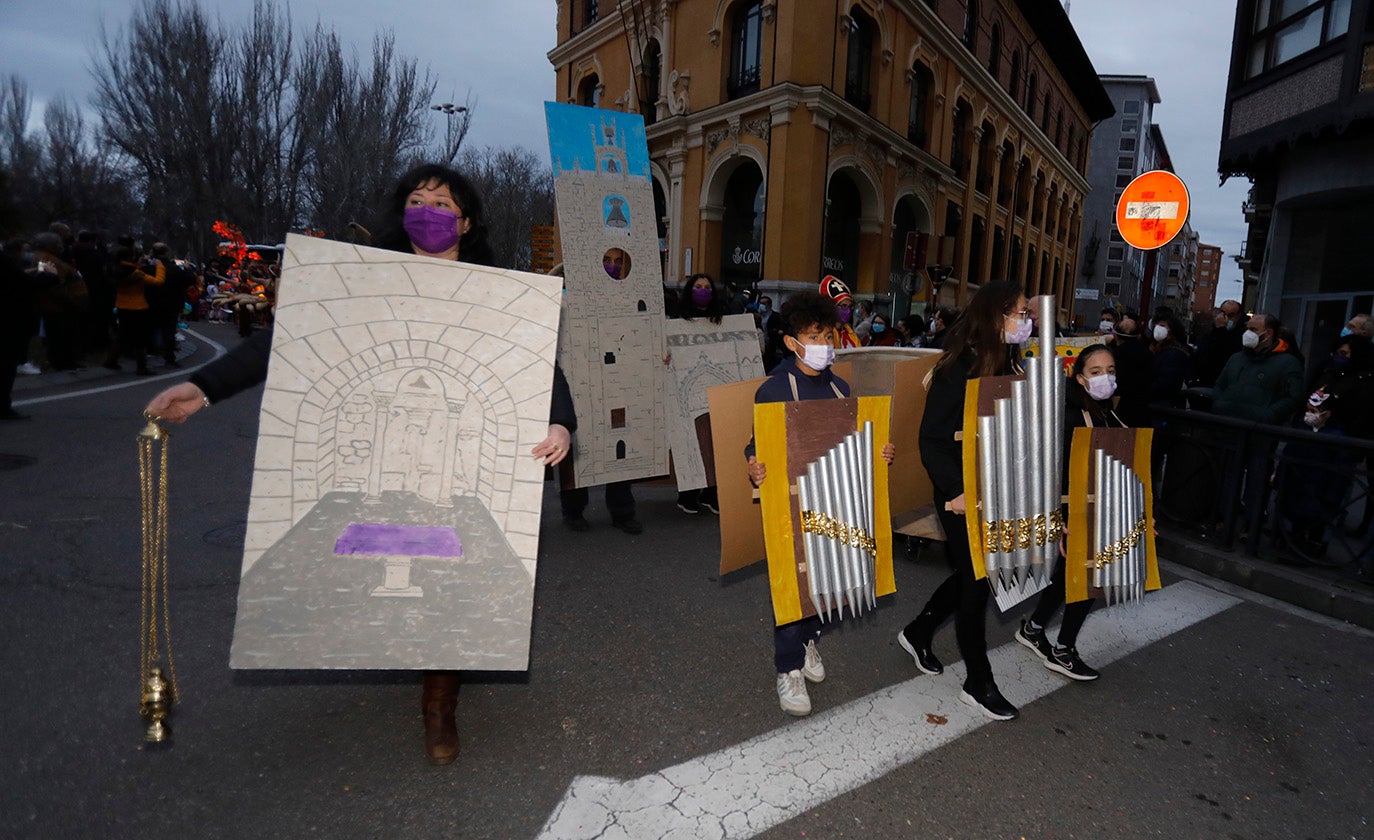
[691,287,713,307]
[403,205,462,254]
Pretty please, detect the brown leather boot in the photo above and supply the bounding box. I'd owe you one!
[421,671,460,766]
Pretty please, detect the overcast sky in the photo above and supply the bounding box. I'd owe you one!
[0,0,1245,300]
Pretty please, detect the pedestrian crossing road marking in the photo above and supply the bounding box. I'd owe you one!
[538,580,1240,840]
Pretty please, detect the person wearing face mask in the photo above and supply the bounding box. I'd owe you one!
[864,312,900,347]
[1191,299,1245,387]
[1148,316,1191,411]
[896,281,1029,721]
[1097,308,1119,343]
[1212,314,1305,425]
[1107,314,1152,427]
[143,164,578,768]
[1015,345,1125,681]
[673,273,725,515]
[819,275,861,349]
[744,291,896,716]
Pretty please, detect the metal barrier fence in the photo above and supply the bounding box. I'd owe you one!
[1152,406,1374,573]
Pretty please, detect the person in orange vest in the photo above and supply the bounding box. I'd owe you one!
[103,243,165,375]
[819,275,861,349]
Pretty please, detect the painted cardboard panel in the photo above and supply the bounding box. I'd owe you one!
[229,234,562,670]
[708,378,768,574]
[754,397,895,625]
[546,102,669,488]
[665,314,764,491]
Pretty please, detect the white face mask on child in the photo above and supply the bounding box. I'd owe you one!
[796,343,835,372]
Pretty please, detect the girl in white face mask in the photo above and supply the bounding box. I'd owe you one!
[1015,343,1124,685]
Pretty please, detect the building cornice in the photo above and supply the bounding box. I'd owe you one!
[548,7,629,69]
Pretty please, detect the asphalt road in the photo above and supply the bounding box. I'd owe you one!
[2,324,1370,840]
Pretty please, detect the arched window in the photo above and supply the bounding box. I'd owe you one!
[720,162,765,289]
[845,8,876,112]
[728,2,763,99]
[823,171,863,286]
[975,120,995,194]
[1026,71,1038,118]
[950,100,971,175]
[641,40,662,125]
[963,0,979,53]
[907,63,933,148]
[1042,92,1051,132]
[1009,50,1021,100]
[1055,109,1064,150]
[577,73,601,107]
[988,24,1001,81]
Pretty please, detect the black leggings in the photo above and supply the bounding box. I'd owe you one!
[1029,553,1094,649]
[904,502,993,689]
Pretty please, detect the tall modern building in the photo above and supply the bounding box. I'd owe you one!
[1071,75,1182,325]
[1190,242,1224,316]
[550,0,1113,321]
[1219,0,1373,363]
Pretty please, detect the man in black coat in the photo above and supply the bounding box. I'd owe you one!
[1192,299,1245,387]
[1111,315,1154,427]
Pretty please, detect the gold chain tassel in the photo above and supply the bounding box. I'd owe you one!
[138,413,177,745]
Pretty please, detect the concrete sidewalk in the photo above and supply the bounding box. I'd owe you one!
[1158,529,1374,630]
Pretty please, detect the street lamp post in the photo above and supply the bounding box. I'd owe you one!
[430,102,470,164]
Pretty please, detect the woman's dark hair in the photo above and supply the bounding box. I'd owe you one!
[1155,315,1189,349]
[374,163,494,266]
[780,291,839,338]
[678,272,725,324]
[1069,343,1116,418]
[934,280,1024,378]
[900,313,926,337]
[1335,336,1374,372]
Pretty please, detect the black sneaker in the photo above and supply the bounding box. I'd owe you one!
[960,682,1019,720]
[700,498,720,515]
[563,515,591,532]
[676,501,700,514]
[1045,646,1100,681]
[896,627,943,675]
[1015,620,1054,663]
[612,517,643,535]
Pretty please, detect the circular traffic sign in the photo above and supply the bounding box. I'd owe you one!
[1114,170,1190,251]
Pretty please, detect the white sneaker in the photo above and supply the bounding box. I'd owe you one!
[16,362,40,375]
[801,640,826,683]
[776,670,811,716]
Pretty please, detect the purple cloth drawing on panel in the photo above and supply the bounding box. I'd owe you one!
[333,523,463,558]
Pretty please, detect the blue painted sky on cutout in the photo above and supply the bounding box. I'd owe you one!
[544,102,651,181]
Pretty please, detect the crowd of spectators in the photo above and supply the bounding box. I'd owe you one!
[1,223,278,420]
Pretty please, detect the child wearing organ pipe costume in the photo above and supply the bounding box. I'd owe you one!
[674,273,725,515]
[896,281,1031,721]
[1014,344,1125,681]
[144,163,578,767]
[745,292,895,717]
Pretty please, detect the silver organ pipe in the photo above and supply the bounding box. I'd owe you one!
[797,423,879,623]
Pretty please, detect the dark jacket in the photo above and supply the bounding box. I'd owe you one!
[1212,343,1305,426]
[1149,342,1191,407]
[1192,324,1244,387]
[918,349,1019,502]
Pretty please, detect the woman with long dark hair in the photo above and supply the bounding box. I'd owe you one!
[896,281,1031,720]
[1015,344,1124,680]
[145,163,576,766]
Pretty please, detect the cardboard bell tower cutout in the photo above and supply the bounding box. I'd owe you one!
[545,102,669,488]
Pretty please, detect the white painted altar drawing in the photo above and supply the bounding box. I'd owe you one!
[229,233,563,670]
[546,102,669,488]
[665,314,763,491]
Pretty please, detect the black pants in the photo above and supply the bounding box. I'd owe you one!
[1,322,31,411]
[903,502,993,689]
[1028,552,1094,649]
[43,311,82,369]
[774,615,821,673]
[677,486,718,507]
[560,480,635,521]
[106,309,151,371]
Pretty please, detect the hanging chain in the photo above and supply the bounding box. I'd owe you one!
[138,415,178,702]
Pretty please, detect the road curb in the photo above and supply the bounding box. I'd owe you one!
[1157,531,1374,630]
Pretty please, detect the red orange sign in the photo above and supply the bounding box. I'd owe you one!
[1114,170,1190,251]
